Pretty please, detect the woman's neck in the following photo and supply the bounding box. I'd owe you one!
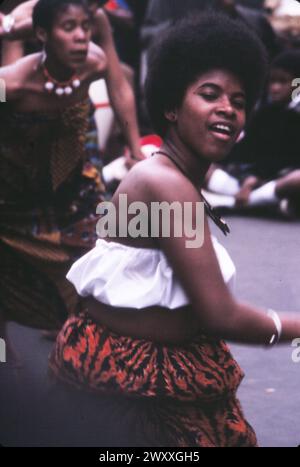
[161,133,210,187]
[43,53,75,83]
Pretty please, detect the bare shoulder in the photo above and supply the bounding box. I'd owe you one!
[0,53,40,101]
[119,157,201,203]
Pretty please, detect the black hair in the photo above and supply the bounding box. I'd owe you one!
[271,50,300,78]
[33,0,90,32]
[145,12,268,136]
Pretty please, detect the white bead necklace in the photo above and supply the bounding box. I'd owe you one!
[42,62,81,97]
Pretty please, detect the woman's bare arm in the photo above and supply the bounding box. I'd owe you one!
[82,160,300,345]
[92,9,143,162]
[150,166,300,346]
[0,59,25,100]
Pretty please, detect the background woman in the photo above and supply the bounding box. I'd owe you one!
[0,0,141,357]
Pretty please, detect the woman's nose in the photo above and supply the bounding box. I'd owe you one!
[74,27,88,41]
[216,98,236,118]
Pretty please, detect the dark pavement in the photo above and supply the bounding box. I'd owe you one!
[1,215,300,447]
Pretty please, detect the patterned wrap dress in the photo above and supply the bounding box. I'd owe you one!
[0,100,104,330]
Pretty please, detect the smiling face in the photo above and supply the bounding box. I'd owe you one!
[44,4,92,70]
[168,69,246,163]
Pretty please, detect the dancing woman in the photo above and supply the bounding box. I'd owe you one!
[48,13,300,446]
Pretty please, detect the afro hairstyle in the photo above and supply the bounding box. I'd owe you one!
[145,12,268,136]
[33,0,90,32]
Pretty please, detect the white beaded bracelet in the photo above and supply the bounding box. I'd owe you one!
[2,15,15,34]
[267,309,282,346]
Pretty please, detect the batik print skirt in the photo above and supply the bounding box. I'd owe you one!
[49,313,257,447]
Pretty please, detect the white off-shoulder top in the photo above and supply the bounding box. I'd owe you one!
[67,237,236,310]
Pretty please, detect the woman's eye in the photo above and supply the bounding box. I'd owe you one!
[201,93,218,101]
[63,22,74,31]
[233,100,246,110]
[82,21,91,32]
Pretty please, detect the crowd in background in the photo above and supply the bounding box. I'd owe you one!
[3,0,299,215]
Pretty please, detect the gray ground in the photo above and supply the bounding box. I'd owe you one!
[1,214,300,447]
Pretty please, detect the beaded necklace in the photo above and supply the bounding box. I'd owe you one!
[42,63,81,97]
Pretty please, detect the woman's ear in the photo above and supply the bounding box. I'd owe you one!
[35,26,48,45]
[164,110,178,123]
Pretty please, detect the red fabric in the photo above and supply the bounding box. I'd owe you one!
[105,0,119,11]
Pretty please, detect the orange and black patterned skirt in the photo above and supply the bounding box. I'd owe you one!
[49,313,257,447]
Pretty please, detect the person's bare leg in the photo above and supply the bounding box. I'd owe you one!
[275,170,300,199]
[245,171,300,209]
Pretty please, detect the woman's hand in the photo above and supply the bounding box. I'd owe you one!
[0,0,38,40]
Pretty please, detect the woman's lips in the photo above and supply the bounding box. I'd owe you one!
[208,122,235,142]
[210,130,233,142]
[70,51,87,59]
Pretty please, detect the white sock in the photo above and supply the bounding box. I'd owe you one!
[207,168,240,196]
[202,190,236,208]
[248,181,278,206]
